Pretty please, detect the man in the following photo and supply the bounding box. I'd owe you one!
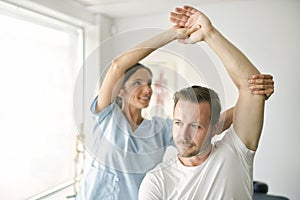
[139,6,268,199]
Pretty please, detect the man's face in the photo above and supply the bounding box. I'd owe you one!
[173,100,212,157]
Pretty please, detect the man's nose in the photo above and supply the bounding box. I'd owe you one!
[179,126,191,141]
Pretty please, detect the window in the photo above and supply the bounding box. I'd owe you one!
[0,2,83,199]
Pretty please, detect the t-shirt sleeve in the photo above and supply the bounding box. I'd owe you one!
[226,125,256,165]
[139,172,162,200]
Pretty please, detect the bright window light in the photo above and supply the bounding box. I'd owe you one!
[0,5,83,200]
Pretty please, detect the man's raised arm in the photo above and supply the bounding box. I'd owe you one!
[170,6,265,150]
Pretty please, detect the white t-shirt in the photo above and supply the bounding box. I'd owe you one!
[139,126,255,200]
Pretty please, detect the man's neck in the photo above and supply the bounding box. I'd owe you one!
[178,144,212,167]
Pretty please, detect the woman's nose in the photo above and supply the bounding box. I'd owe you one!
[142,84,152,94]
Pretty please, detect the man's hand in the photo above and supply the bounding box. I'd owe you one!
[170,5,213,44]
[171,25,198,41]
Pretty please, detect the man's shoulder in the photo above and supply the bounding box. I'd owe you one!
[147,157,177,175]
[212,125,255,163]
[212,126,234,146]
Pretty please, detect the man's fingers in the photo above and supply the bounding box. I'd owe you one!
[174,7,193,16]
[170,12,188,21]
[183,5,199,14]
[170,17,186,27]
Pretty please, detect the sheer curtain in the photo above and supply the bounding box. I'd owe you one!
[0,2,83,199]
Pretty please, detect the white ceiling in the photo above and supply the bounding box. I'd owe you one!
[71,0,235,18]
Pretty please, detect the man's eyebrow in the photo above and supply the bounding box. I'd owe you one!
[191,122,204,127]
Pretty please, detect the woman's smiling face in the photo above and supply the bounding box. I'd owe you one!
[121,68,153,109]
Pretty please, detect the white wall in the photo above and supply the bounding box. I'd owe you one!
[113,0,300,199]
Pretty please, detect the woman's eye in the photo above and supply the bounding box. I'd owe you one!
[147,80,152,86]
[133,81,142,86]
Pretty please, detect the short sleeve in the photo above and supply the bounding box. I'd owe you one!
[226,126,256,165]
[90,96,117,122]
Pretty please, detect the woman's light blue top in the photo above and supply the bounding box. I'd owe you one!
[76,96,173,200]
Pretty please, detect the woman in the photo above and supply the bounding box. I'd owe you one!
[76,26,274,200]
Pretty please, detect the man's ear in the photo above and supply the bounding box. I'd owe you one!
[118,88,124,97]
[212,123,221,137]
